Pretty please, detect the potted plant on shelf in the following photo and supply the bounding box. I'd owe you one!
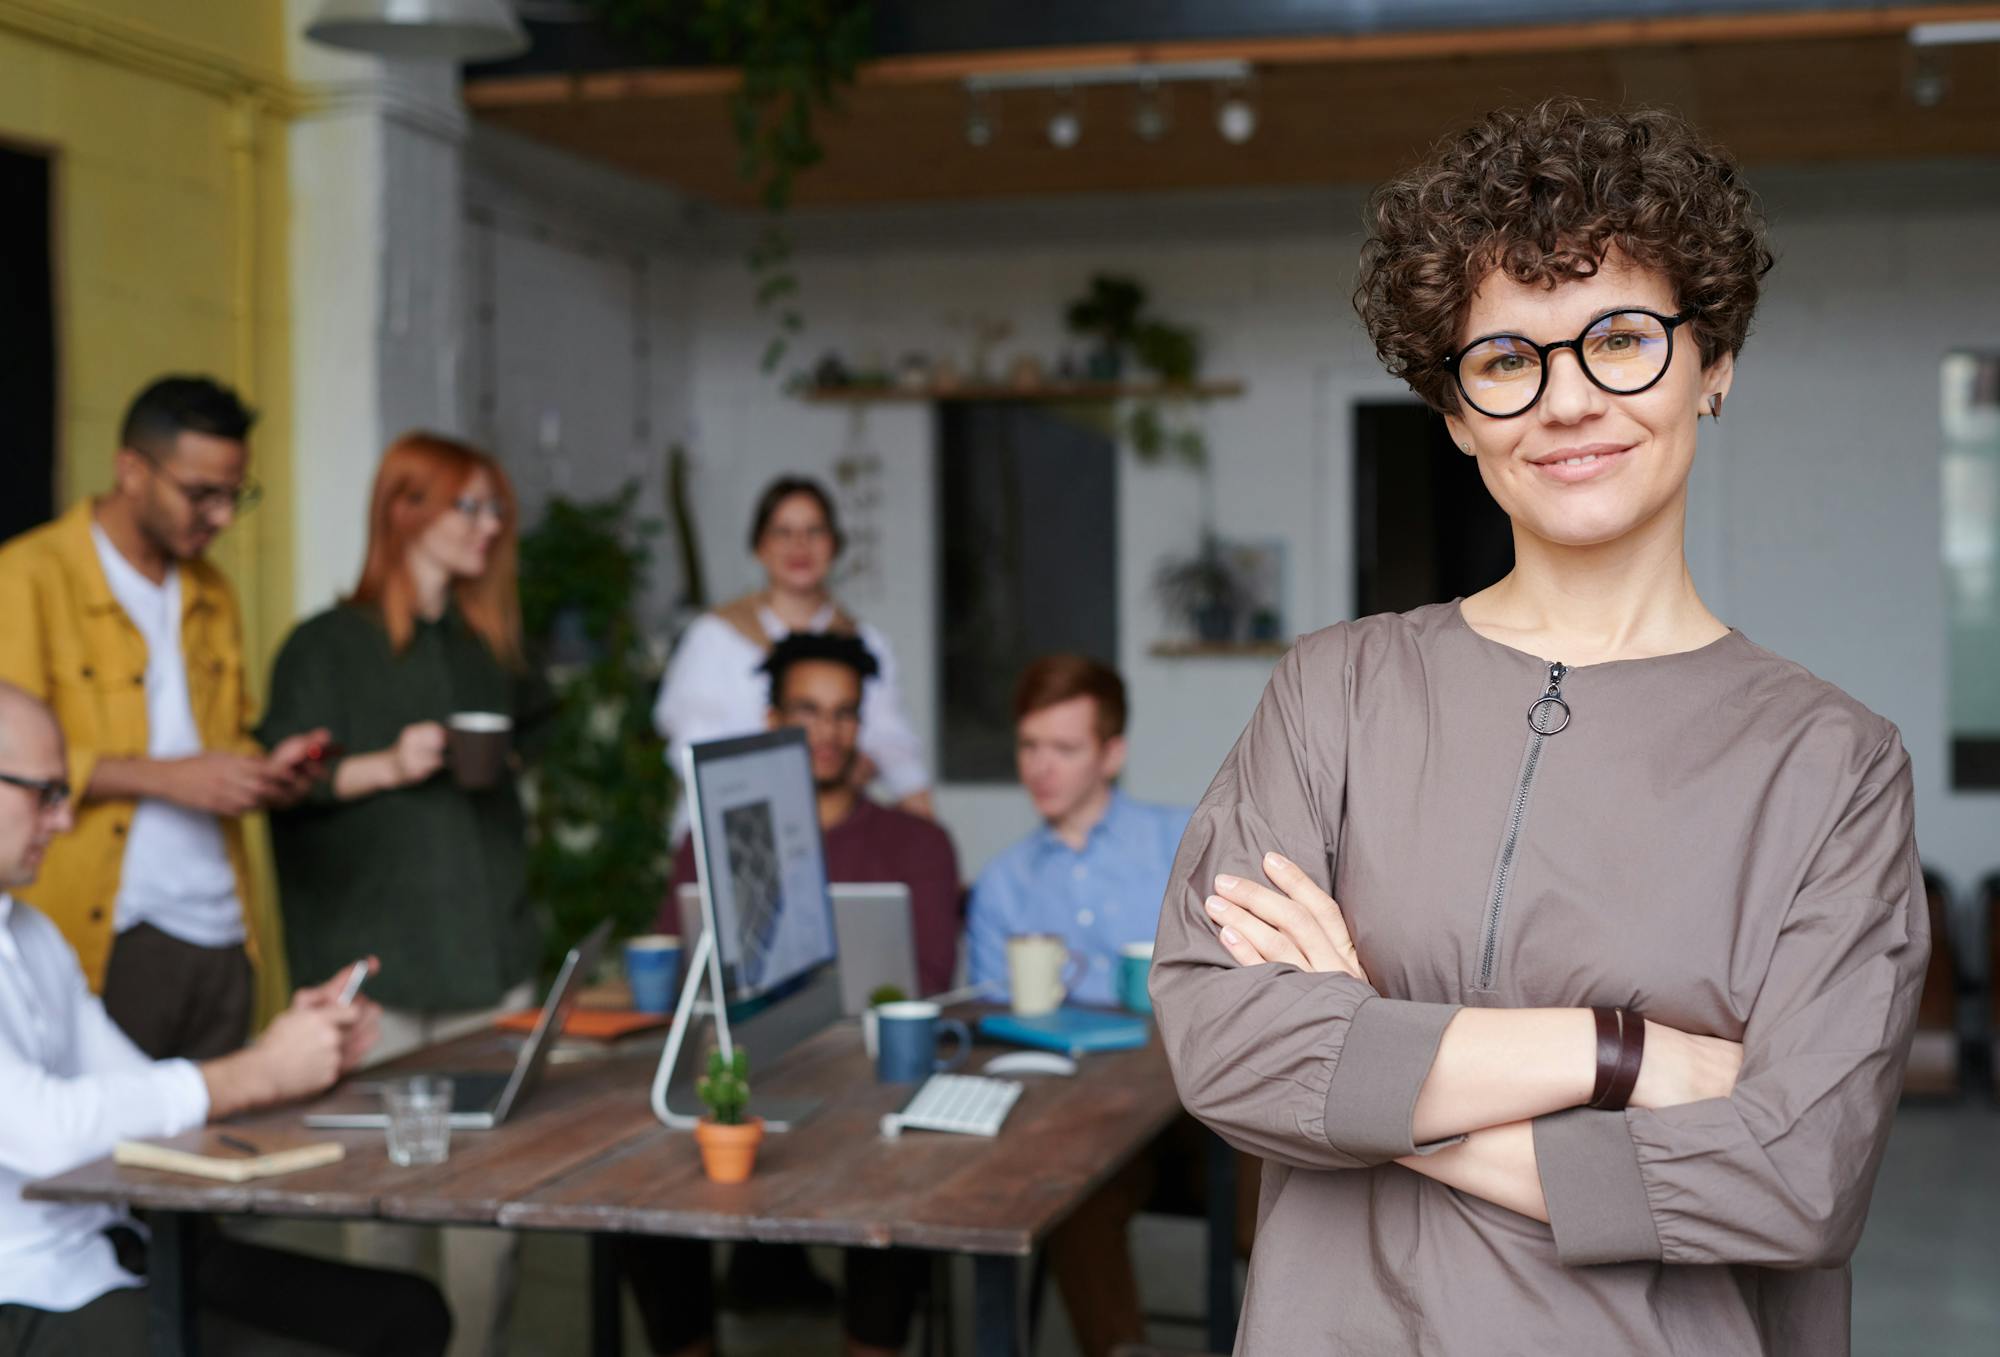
[1155,534,1247,645]
[1064,274,1146,381]
[694,1047,763,1184]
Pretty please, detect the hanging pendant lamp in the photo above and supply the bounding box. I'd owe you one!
[306,0,530,62]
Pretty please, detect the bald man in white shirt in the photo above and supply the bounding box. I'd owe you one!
[0,682,449,1356]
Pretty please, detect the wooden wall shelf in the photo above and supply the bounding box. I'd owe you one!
[798,379,1246,405]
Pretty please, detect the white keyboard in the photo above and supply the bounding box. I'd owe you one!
[880,1073,1023,1138]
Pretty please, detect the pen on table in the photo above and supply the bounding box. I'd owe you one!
[217,1133,261,1156]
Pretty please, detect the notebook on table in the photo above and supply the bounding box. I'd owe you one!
[977,1007,1150,1057]
[115,1130,345,1183]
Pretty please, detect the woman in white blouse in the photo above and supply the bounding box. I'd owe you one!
[653,476,933,825]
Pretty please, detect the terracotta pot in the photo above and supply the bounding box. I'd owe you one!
[694,1116,765,1184]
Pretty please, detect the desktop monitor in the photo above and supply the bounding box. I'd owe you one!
[682,728,838,1008]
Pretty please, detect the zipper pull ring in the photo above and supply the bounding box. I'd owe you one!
[1527,661,1572,735]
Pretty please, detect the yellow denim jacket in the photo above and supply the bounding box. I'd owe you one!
[0,501,267,990]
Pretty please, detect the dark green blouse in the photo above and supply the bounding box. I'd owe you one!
[258,604,552,1012]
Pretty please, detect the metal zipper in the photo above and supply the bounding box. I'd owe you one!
[1476,662,1570,989]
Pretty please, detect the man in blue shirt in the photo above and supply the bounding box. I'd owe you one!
[967,655,1190,1008]
[965,655,1195,1357]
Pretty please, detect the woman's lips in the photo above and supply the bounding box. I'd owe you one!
[1530,445,1631,484]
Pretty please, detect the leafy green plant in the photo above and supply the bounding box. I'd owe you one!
[1062,272,1210,465]
[698,1047,752,1125]
[867,984,907,1007]
[1064,274,1147,349]
[591,0,873,372]
[517,482,675,971]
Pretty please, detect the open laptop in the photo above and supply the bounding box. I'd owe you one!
[305,919,611,1132]
[674,880,917,1016]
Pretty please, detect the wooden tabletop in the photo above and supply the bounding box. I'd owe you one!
[26,1011,1185,1258]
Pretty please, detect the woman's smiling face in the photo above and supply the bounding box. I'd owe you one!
[1445,248,1733,551]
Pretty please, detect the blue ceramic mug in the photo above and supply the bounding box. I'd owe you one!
[875,1001,971,1083]
[1117,941,1155,1015]
[624,934,683,1014]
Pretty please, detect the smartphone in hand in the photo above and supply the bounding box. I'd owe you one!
[336,959,370,1006]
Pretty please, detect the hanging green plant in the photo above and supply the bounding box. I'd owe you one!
[591,0,874,372]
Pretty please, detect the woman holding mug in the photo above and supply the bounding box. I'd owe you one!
[260,432,551,1356]
[653,475,931,827]
[1152,99,1925,1355]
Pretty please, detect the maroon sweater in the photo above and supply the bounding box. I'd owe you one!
[663,797,962,995]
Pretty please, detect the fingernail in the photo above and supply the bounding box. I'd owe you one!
[1204,896,1225,916]
[1220,927,1241,945]
[1215,874,1238,890]
[1264,851,1284,869]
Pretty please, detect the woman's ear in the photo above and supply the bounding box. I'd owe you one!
[1700,351,1737,417]
[1443,413,1475,457]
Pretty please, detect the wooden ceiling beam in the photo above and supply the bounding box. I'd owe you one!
[465,4,2000,108]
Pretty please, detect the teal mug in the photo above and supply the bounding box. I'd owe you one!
[1117,941,1155,1014]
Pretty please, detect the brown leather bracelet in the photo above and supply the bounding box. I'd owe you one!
[1589,1006,1621,1108]
[1596,1009,1646,1112]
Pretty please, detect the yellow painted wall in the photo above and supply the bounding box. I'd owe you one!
[0,0,298,1014]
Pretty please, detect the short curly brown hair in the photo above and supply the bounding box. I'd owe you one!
[1354,97,1774,414]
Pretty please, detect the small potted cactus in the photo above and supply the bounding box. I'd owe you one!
[694,1047,763,1183]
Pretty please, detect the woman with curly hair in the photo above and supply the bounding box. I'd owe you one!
[1151,98,1925,1354]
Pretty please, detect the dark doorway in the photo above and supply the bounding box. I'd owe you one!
[937,403,1118,782]
[0,144,55,545]
[1354,401,1512,617]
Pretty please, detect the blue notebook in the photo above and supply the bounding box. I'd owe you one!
[978,1007,1150,1056]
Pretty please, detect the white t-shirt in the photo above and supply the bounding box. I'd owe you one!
[0,893,210,1311]
[652,602,930,838]
[89,524,244,949]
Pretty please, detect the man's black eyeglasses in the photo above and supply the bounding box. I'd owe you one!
[132,447,263,515]
[0,772,71,811]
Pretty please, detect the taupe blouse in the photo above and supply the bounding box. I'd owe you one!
[1151,601,1926,1356]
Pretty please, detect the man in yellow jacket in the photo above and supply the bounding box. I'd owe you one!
[0,376,325,1060]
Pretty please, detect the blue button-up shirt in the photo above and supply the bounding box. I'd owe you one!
[966,791,1193,1008]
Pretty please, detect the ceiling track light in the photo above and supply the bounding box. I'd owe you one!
[965,58,1250,96]
[964,86,996,148]
[1046,87,1083,150]
[1215,74,1258,144]
[1131,75,1172,143]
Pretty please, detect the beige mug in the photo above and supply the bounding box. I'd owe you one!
[1005,933,1088,1017]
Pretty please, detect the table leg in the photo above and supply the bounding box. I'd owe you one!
[1206,1131,1240,1354]
[589,1235,622,1357]
[148,1211,200,1357]
[972,1254,1022,1357]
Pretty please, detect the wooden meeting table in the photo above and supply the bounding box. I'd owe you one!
[26,1009,1240,1357]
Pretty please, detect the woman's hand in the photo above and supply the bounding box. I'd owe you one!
[1204,851,1372,986]
[1630,1022,1745,1110]
[389,721,447,787]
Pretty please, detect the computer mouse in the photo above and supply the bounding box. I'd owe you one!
[983,1051,1077,1078]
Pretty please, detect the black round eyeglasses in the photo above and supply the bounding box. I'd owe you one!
[1441,309,1692,419]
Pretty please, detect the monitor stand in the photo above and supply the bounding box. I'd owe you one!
[649,925,820,1132]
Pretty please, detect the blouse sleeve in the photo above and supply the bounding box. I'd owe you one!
[855,624,930,799]
[652,616,751,777]
[1150,629,1463,1172]
[256,619,347,810]
[1533,727,1927,1269]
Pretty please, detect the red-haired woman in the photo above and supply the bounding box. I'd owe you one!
[259,432,549,1354]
